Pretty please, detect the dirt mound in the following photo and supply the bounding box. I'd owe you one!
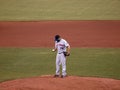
[0,75,120,90]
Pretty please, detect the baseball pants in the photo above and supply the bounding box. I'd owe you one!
[56,53,67,76]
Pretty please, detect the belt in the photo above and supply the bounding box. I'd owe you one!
[58,52,63,54]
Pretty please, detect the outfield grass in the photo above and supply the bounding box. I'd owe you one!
[0,0,120,21]
[0,48,120,82]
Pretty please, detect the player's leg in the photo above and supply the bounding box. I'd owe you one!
[61,54,67,77]
[55,54,61,76]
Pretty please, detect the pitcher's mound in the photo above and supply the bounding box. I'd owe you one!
[0,75,120,90]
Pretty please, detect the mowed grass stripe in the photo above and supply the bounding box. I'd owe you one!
[0,48,120,82]
[0,0,120,20]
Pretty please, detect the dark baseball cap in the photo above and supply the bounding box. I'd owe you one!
[55,35,60,41]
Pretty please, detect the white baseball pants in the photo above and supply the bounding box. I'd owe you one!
[56,53,67,76]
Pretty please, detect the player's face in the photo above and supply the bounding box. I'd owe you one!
[56,39,60,42]
[55,37,61,42]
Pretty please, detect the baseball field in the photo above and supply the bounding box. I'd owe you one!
[0,0,120,90]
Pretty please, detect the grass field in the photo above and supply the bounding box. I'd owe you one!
[0,48,120,82]
[0,0,120,21]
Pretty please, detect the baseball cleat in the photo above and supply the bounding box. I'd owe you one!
[54,75,59,78]
[61,75,67,78]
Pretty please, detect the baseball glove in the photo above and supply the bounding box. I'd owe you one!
[63,52,70,56]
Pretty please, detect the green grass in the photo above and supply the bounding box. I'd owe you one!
[0,0,120,21]
[0,48,120,82]
[69,48,120,79]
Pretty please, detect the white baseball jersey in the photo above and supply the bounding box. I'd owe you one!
[55,39,70,54]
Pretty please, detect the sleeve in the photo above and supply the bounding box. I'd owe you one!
[64,40,70,47]
[55,42,58,49]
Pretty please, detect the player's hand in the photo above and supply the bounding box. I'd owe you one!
[52,49,55,52]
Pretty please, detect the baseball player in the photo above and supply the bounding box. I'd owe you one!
[52,35,70,78]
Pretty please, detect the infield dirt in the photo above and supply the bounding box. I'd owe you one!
[0,21,120,47]
[0,75,120,90]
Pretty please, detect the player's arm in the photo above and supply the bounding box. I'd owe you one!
[65,40,70,54]
[63,45,70,56]
[66,46,70,54]
[52,42,57,52]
